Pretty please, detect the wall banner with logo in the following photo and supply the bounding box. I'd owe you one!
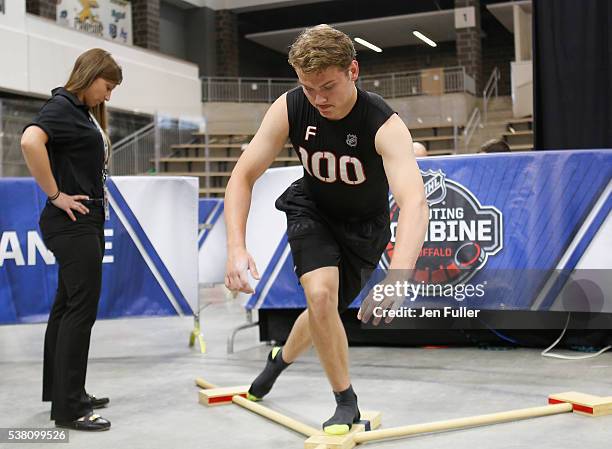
[56,0,133,45]
[229,150,611,313]
[0,176,198,324]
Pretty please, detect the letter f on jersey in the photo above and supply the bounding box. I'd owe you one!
[305,126,317,141]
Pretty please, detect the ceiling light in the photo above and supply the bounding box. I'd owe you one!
[413,31,437,47]
[354,37,382,53]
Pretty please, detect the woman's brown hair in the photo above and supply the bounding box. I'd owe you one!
[64,48,122,134]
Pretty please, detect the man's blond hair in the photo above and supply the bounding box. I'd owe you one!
[288,24,356,73]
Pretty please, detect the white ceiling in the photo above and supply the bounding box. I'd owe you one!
[163,1,526,53]
[246,9,457,54]
[487,0,531,33]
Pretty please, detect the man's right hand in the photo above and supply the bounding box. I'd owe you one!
[51,192,90,222]
[225,248,260,294]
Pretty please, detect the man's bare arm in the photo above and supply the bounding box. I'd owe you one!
[357,115,429,324]
[224,93,290,292]
[375,114,429,270]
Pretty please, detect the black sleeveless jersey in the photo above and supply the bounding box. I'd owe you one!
[286,86,395,220]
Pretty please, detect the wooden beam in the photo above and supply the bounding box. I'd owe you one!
[548,392,612,417]
[353,403,573,444]
[195,377,218,390]
[232,395,320,437]
[199,386,250,406]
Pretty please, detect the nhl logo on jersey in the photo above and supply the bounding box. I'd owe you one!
[346,134,358,147]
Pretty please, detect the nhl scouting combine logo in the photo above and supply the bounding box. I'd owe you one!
[381,169,503,285]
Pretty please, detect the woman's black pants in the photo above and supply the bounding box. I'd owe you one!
[39,204,105,422]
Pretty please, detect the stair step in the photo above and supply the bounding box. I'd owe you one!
[503,130,533,137]
[508,117,533,124]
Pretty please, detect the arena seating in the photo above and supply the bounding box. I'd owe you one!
[156,132,298,197]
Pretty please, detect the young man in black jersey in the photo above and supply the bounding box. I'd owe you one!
[224,24,429,435]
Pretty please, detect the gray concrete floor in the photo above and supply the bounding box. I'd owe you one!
[1,287,611,449]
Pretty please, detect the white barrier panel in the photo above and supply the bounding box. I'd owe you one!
[198,167,300,305]
[109,176,199,313]
[0,176,199,324]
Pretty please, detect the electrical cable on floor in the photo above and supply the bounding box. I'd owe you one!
[541,312,612,360]
[487,327,520,346]
[472,318,522,347]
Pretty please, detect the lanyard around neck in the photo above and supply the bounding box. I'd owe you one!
[88,111,111,220]
[88,111,110,166]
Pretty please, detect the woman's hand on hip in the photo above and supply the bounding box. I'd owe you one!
[51,193,90,222]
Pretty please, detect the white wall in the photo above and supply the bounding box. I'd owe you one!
[0,0,29,93]
[513,4,532,62]
[0,2,201,118]
[511,60,532,118]
[201,102,271,134]
[388,93,476,129]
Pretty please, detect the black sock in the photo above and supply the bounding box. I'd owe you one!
[248,347,291,400]
[323,385,361,433]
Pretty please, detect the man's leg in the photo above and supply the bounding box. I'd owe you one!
[246,266,344,399]
[247,311,312,400]
[281,310,312,361]
[248,266,359,434]
[249,269,347,392]
[248,213,340,400]
[299,267,349,391]
[247,264,342,401]
[301,267,360,435]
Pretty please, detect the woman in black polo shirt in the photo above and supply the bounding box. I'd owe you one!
[21,48,122,431]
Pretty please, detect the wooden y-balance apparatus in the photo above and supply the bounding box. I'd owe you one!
[196,377,381,449]
[195,378,611,449]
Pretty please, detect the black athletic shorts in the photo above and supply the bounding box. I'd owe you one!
[275,178,391,313]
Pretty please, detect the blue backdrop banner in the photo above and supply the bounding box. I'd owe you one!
[0,176,199,324]
[240,150,612,312]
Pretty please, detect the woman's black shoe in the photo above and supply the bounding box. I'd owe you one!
[56,413,111,431]
[87,393,110,409]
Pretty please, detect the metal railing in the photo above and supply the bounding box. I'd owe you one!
[0,98,156,178]
[202,77,298,103]
[201,66,476,103]
[110,114,202,175]
[482,66,500,124]
[0,97,201,178]
[111,122,155,149]
[463,106,482,152]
